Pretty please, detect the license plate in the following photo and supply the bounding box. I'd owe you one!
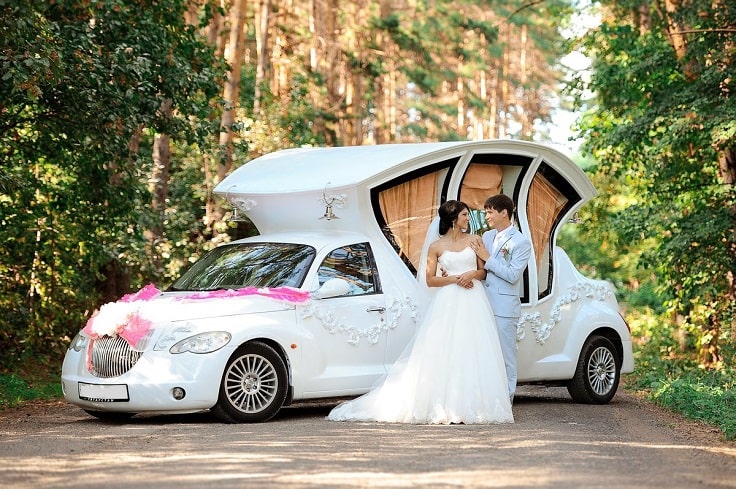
[78,382,129,402]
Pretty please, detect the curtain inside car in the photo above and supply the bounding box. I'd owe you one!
[378,171,442,272]
[459,163,503,209]
[527,172,568,295]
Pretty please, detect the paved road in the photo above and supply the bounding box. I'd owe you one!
[1,386,735,488]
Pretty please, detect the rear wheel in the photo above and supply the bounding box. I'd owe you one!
[211,341,288,423]
[567,335,621,404]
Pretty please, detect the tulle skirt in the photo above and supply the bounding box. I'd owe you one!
[327,279,513,424]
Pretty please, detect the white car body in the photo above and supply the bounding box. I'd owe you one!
[62,140,634,422]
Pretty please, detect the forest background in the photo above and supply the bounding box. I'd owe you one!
[1,0,734,438]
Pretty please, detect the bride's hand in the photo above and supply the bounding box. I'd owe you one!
[456,272,474,289]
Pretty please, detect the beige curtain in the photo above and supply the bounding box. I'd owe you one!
[527,173,568,293]
[459,163,503,209]
[378,171,442,270]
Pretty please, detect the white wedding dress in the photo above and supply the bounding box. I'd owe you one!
[327,247,514,424]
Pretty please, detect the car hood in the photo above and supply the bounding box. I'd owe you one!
[83,292,302,339]
[147,292,300,322]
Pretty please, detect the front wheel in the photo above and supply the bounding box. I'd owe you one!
[211,341,288,423]
[567,335,621,404]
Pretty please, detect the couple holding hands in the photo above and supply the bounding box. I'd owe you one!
[328,195,532,425]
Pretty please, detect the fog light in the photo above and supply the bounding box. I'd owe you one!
[172,387,186,400]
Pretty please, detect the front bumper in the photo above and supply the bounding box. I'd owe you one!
[61,344,236,414]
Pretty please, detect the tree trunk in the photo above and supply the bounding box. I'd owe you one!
[500,27,510,138]
[254,0,271,112]
[635,2,651,34]
[205,0,228,58]
[184,0,200,26]
[663,0,699,79]
[208,0,248,233]
[145,100,172,273]
[489,65,499,139]
[218,0,247,175]
[720,146,736,343]
[519,24,534,140]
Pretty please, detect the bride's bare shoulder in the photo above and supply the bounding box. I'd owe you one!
[428,239,445,254]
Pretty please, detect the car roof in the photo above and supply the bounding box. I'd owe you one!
[232,230,371,251]
[213,140,595,236]
[215,142,462,194]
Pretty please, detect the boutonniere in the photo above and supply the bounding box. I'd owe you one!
[500,245,511,261]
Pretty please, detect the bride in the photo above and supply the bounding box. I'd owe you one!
[327,200,513,424]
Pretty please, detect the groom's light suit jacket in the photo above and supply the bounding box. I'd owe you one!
[481,226,532,318]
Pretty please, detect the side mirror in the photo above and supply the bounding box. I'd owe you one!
[314,278,351,299]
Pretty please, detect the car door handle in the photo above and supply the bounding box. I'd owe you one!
[366,306,385,313]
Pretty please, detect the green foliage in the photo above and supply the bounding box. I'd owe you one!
[558,160,663,310]
[574,2,736,366]
[626,308,736,440]
[238,72,327,157]
[0,0,222,370]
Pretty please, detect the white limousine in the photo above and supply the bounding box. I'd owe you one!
[61,140,634,422]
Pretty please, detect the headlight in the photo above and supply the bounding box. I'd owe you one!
[68,332,88,352]
[169,331,231,354]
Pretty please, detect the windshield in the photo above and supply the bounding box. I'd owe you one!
[169,242,316,291]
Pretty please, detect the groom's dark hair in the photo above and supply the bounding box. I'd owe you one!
[484,194,515,219]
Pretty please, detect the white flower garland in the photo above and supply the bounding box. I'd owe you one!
[299,281,613,347]
[299,295,418,346]
[517,281,614,345]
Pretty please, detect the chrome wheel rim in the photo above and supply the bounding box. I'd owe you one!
[224,353,279,414]
[587,346,617,395]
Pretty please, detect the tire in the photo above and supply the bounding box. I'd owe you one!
[83,410,136,421]
[567,335,621,404]
[211,341,288,423]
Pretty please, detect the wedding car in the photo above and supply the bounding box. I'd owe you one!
[61,140,634,422]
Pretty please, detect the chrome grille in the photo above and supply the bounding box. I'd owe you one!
[90,336,143,378]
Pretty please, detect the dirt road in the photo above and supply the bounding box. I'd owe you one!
[1,386,735,488]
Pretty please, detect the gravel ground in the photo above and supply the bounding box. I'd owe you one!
[1,386,735,488]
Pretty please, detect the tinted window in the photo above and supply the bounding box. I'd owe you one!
[317,243,380,296]
[170,243,316,291]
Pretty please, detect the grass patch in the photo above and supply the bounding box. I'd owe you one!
[0,361,62,410]
[0,374,61,409]
[649,374,736,440]
[625,308,736,441]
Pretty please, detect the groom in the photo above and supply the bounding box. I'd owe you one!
[471,194,532,403]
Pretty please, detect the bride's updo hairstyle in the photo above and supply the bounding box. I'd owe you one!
[437,200,470,236]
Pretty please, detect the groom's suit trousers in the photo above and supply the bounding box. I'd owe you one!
[494,315,518,399]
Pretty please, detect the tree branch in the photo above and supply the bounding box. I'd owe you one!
[501,0,546,25]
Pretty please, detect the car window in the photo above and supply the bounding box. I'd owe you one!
[317,243,381,296]
[169,242,316,291]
